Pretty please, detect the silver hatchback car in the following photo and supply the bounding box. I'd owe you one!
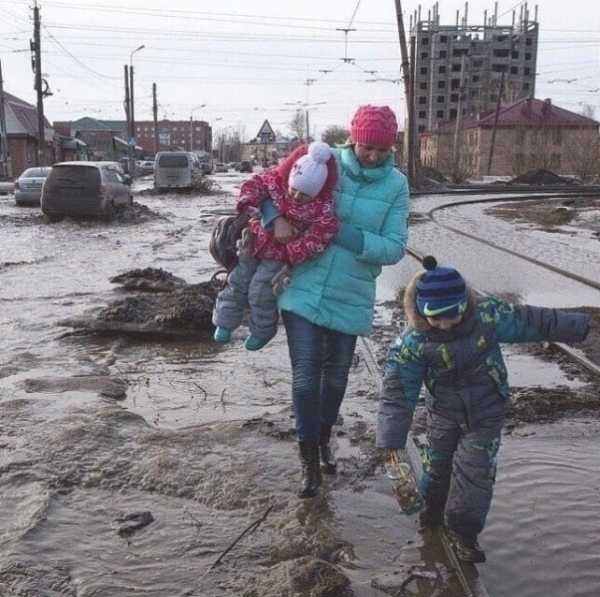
[15,167,52,206]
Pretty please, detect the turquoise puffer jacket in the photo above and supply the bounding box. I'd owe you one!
[278,147,409,336]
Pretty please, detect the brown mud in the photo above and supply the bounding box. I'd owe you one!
[485,195,600,234]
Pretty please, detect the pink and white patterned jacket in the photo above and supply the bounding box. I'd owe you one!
[237,147,337,266]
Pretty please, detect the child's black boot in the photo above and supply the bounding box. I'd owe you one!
[446,529,486,563]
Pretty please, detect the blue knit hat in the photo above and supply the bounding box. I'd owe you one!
[416,256,467,319]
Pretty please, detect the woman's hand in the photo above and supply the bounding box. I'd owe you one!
[273,216,298,243]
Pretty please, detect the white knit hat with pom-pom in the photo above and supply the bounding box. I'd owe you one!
[288,141,332,198]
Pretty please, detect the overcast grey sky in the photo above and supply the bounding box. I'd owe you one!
[0,0,598,140]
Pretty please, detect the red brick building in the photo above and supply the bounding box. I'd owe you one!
[421,97,600,179]
[134,119,211,154]
[3,92,53,177]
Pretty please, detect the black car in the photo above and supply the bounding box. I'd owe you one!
[239,160,253,173]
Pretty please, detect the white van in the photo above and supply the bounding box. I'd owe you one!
[154,152,200,191]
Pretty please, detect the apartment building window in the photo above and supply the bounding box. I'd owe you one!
[512,50,520,59]
[439,50,447,58]
[453,48,468,57]
[452,63,462,72]
[526,37,533,46]
[436,110,444,118]
[439,66,447,74]
[492,64,507,72]
[490,94,497,102]
[437,95,445,103]
[418,111,426,119]
[524,68,531,76]
[472,59,483,68]
[525,53,532,60]
[440,35,448,43]
[451,78,460,89]
[438,80,446,88]
[449,109,457,119]
[472,75,480,82]
[419,96,427,104]
[418,125,426,132]
[421,52,429,59]
[450,94,459,102]
[420,82,428,89]
[422,37,429,45]
[511,66,519,74]
[493,49,510,57]
[420,67,428,75]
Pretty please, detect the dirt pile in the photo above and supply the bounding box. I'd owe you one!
[60,269,222,337]
[509,169,572,185]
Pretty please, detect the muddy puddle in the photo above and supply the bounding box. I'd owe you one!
[1,184,600,596]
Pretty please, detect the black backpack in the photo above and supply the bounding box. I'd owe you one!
[208,213,249,273]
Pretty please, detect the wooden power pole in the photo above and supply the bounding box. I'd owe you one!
[152,82,159,154]
[33,1,45,166]
[394,0,416,184]
[124,65,131,139]
[0,60,8,178]
[486,70,506,176]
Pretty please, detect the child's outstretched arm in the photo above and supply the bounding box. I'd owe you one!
[237,172,270,214]
[376,333,427,450]
[482,297,591,344]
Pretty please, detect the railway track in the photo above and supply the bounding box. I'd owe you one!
[408,191,600,377]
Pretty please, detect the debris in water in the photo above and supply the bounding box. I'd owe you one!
[116,511,155,538]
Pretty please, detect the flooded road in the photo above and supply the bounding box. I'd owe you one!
[1,179,599,596]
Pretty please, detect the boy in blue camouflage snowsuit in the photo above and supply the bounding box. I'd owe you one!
[376,256,590,563]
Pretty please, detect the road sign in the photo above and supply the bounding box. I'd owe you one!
[256,119,275,143]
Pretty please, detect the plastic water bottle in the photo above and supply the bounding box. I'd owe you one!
[385,449,424,515]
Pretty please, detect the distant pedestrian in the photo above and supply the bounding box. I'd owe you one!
[376,256,591,563]
[266,105,409,498]
[212,141,337,351]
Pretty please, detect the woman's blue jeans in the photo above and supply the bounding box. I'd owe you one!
[282,310,358,442]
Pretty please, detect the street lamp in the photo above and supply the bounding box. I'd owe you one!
[128,44,145,141]
[189,103,206,152]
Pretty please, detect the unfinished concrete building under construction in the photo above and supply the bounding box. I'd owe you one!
[410,2,539,133]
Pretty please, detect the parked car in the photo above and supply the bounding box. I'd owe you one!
[15,167,52,206]
[154,151,201,191]
[239,160,253,173]
[41,161,132,221]
[214,162,228,173]
[136,160,155,176]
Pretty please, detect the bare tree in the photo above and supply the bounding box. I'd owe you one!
[437,143,475,183]
[321,125,350,146]
[563,131,600,182]
[289,109,305,140]
[580,104,596,120]
[510,126,559,176]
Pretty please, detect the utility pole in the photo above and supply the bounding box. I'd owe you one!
[486,68,507,176]
[123,65,130,140]
[0,60,8,178]
[152,82,159,154]
[305,110,310,143]
[394,0,415,184]
[33,1,45,166]
[453,54,467,176]
[129,65,135,140]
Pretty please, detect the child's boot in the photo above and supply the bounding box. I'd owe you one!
[244,335,271,351]
[446,529,486,563]
[213,326,232,343]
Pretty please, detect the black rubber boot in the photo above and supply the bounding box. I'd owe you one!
[298,441,322,499]
[446,529,486,563]
[319,423,337,475]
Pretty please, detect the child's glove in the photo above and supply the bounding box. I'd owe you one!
[271,265,291,295]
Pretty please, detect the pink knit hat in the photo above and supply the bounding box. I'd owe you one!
[350,105,398,147]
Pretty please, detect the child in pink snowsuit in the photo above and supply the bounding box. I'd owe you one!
[212,141,337,350]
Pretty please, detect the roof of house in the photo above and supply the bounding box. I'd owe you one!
[57,117,127,133]
[436,97,599,133]
[3,91,52,139]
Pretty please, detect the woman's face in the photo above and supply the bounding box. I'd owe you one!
[354,143,392,168]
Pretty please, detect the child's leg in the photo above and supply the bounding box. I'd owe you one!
[212,255,258,331]
[247,259,285,341]
[421,411,461,524]
[445,417,503,540]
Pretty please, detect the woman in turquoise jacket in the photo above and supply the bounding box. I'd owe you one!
[268,105,409,498]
